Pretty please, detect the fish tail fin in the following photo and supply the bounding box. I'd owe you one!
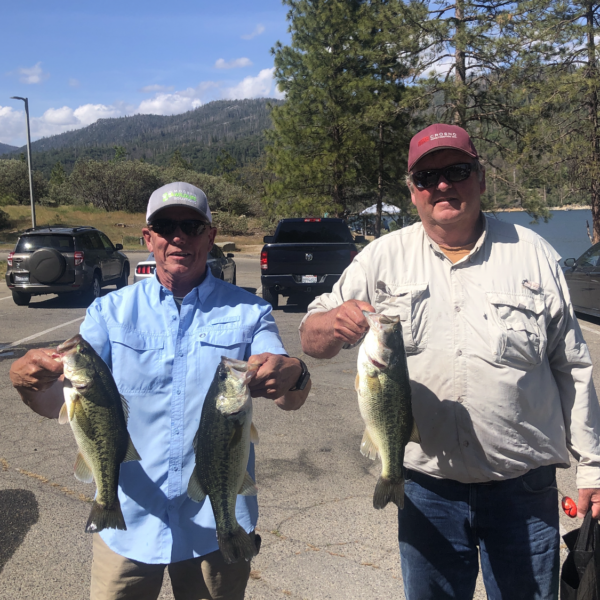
[373,476,405,510]
[217,526,258,564]
[85,499,126,533]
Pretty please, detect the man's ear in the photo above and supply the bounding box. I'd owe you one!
[142,228,153,252]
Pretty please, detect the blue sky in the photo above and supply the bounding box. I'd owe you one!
[1,0,290,146]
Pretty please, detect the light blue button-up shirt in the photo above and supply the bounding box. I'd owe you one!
[79,268,286,563]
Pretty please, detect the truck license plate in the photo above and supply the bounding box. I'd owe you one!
[14,274,29,283]
[302,275,317,284]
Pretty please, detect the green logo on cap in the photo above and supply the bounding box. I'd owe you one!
[162,191,197,202]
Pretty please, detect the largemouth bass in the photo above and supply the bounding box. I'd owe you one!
[187,357,260,564]
[56,334,141,532]
[356,311,419,509]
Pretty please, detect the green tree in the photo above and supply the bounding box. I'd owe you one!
[512,0,600,238]
[267,0,375,217]
[169,150,193,170]
[0,159,48,205]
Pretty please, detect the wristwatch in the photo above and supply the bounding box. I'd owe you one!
[289,358,310,391]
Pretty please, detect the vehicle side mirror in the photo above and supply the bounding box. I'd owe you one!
[354,235,365,243]
[227,253,234,258]
[564,258,576,268]
[115,243,123,250]
[263,236,274,243]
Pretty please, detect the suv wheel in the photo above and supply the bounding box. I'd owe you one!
[262,285,279,309]
[12,290,31,306]
[88,273,102,301]
[117,264,129,289]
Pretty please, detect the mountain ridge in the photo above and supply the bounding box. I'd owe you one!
[3,98,282,176]
[0,142,18,156]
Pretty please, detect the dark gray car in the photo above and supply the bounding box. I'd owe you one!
[563,242,600,317]
[6,226,129,306]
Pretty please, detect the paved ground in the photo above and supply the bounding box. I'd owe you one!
[0,252,599,599]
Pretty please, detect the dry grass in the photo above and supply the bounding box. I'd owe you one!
[0,260,6,279]
[0,205,268,251]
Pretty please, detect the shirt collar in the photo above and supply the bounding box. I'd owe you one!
[425,212,488,262]
[149,266,216,305]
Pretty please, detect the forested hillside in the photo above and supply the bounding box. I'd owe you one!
[3,99,281,176]
[0,143,18,156]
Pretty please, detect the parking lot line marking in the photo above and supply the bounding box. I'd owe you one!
[0,316,85,350]
[0,296,14,301]
[580,324,600,337]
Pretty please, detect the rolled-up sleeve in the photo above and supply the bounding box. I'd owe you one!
[547,262,600,488]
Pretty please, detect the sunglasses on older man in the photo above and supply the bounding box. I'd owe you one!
[148,218,210,237]
[411,162,475,190]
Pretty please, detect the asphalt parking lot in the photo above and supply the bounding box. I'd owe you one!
[1,251,600,599]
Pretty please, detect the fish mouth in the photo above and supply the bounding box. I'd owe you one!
[221,357,260,385]
[366,352,388,370]
[56,334,83,356]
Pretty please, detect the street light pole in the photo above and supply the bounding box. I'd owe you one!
[10,96,36,228]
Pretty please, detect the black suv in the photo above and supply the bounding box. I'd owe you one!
[6,226,130,306]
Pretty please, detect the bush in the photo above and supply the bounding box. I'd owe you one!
[0,208,11,230]
[213,212,249,236]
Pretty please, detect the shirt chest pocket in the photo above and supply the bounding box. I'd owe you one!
[195,322,253,384]
[486,292,547,369]
[111,330,166,394]
[374,282,429,355]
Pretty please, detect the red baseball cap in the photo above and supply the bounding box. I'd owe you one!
[408,124,478,171]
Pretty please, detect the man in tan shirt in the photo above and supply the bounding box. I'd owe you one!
[300,124,600,599]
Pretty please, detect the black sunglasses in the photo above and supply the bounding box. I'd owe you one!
[149,219,209,237]
[411,163,475,190]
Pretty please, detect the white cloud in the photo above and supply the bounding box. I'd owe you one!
[241,24,265,40]
[224,68,284,100]
[215,57,253,70]
[69,78,80,87]
[139,84,174,93]
[17,62,50,84]
[0,69,284,145]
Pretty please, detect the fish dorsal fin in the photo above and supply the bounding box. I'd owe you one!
[360,428,379,460]
[250,422,259,445]
[120,395,130,423]
[74,452,94,483]
[58,402,69,425]
[409,420,421,444]
[187,469,207,503]
[123,436,141,462]
[238,471,258,496]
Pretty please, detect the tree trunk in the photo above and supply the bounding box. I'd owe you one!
[585,1,600,243]
[454,0,467,127]
[375,122,384,239]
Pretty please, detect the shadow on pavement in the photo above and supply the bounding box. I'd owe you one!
[26,289,114,310]
[577,312,600,327]
[0,489,39,574]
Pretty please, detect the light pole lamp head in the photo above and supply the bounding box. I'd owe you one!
[10,96,26,101]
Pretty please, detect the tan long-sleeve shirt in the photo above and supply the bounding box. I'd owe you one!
[301,215,600,488]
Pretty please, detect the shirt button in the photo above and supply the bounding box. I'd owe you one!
[179,352,184,357]
[175,430,180,435]
[177,389,181,395]
[463,440,469,448]
[457,349,462,356]
[199,333,207,339]
[455,306,461,312]
[172,316,177,321]
[174,466,179,472]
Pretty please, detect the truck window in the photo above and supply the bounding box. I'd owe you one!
[274,221,353,244]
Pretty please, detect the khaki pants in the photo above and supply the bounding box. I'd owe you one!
[90,534,253,600]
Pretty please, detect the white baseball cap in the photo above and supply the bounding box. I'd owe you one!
[146,182,212,223]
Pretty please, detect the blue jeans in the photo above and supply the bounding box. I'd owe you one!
[398,466,560,600]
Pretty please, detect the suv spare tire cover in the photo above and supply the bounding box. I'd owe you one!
[29,248,67,284]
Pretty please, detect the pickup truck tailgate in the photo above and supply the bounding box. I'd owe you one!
[263,243,354,275]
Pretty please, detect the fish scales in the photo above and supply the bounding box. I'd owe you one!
[356,311,419,510]
[188,357,260,564]
[57,334,141,533]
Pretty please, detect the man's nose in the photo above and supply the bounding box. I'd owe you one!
[437,175,453,191]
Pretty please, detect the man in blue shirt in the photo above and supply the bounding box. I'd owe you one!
[10,182,311,600]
